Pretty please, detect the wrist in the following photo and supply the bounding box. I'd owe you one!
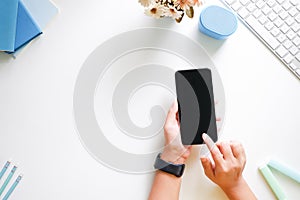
[222,178,249,199]
[161,149,186,165]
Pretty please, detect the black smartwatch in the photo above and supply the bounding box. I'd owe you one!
[154,153,185,177]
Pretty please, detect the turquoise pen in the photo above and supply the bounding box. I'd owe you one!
[268,159,300,184]
[0,166,17,196]
[259,164,287,200]
[2,175,22,200]
[0,161,11,180]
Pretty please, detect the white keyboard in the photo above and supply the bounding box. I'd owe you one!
[223,0,300,80]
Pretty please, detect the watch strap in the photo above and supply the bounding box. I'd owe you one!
[154,153,185,177]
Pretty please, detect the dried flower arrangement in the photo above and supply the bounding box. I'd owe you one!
[139,0,204,23]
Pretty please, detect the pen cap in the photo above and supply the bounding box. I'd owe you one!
[198,5,238,40]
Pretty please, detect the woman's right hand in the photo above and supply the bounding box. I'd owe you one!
[200,134,257,200]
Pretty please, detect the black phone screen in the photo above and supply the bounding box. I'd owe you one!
[175,68,217,145]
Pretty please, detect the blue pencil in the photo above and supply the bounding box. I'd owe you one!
[0,161,11,180]
[2,175,22,200]
[0,166,17,196]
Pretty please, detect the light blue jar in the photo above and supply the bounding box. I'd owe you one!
[199,5,238,40]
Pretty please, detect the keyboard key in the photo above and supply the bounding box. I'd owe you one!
[253,9,262,17]
[259,15,268,24]
[289,45,299,55]
[271,27,281,36]
[268,12,277,21]
[287,30,296,40]
[267,0,276,7]
[283,53,294,63]
[262,6,272,14]
[295,14,300,23]
[247,3,257,12]
[290,61,299,69]
[288,7,298,17]
[277,33,286,42]
[232,1,242,10]
[279,11,288,19]
[246,15,280,49]
[256,0,265,8]
[293,36,300,46]
[274,18,284,27]
[291,23,300,32]
[296,52,300,61]
[280,24,290,33]
[265,21,274,30]
[285,17,295,26]
[273,5,282,13]
[276,46,288,57]
[282,2,292,10]
[240,0,250,6]
[238,7,250,18]
[295,69,300,75]
[283,40,293,48]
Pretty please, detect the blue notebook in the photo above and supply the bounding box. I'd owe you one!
[10,0,42,53]
[0,0,19,51]
[11,0,58,56]
[23,0,58,29]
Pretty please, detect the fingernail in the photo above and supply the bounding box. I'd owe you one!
[202,133,207,140]
[200,157,207,162]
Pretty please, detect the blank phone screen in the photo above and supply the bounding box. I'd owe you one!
[175,68,217,145]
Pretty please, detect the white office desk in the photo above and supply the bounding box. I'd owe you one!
[0,0,300,199]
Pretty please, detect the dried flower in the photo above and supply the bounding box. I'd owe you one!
[138,0,155,7]
[139,0,203,23]
[174,0,192,10]
[185,6,194,18]
[144,4,167,19]
[164,6,183,20]
[188,0,202,7]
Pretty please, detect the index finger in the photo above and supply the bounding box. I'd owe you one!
[165,101,178,125]
[202,133,223,164]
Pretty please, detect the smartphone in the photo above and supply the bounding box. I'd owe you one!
[175,68,217,145]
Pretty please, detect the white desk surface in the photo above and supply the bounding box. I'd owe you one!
[0,0,300,199]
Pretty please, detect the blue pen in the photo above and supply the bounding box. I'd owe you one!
[268,159,300,184]
[2,175,22,200]
[0,161,11,180]
[0,166,17,196]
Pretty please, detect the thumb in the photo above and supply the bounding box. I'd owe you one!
[200,157,215,180]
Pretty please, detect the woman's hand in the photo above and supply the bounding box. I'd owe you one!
[200,134,257,200]
[160,101,192,164]
[148,101,192,200]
